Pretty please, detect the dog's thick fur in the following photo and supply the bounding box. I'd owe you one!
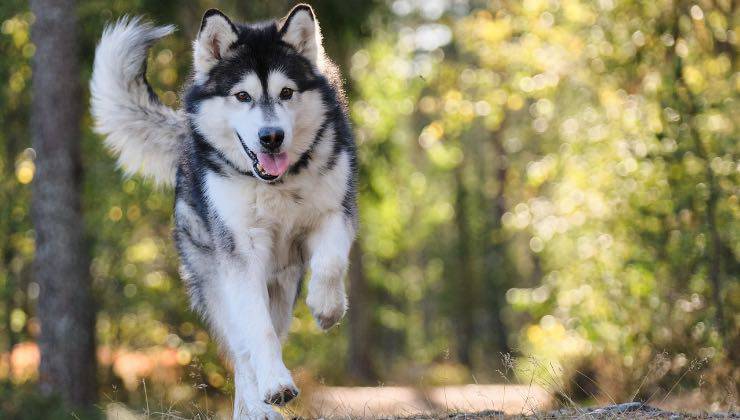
[91,5,357,419]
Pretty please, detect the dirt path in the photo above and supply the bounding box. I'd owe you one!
[104,385,733,418]
[298,384,551,417]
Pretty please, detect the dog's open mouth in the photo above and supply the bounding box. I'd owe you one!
[236,133,289,181]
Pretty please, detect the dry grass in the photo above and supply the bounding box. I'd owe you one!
[102,352,737,419]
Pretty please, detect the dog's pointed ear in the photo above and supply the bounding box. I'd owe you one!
[193,9,238,76]
[279,4,324,66]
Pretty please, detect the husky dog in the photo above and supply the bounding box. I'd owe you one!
[91,4,357,418]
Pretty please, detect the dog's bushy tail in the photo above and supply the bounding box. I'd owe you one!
[90,17,186,187]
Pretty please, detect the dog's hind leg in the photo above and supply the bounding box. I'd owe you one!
[268,264,304,340]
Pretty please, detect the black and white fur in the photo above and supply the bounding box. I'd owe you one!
[91,5,357,419]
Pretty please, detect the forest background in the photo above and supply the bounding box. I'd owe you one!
[0,0,737,417]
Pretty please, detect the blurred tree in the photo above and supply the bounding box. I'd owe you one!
[350,0,737,401]
[347,243,376,382]
[29,0,96,409]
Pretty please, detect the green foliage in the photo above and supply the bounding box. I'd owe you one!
[349,0,737,402]
[0,382,101,420]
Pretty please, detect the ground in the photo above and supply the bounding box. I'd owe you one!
[105,385,736,419]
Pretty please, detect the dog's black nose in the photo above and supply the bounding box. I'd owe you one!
[258,127,284,151]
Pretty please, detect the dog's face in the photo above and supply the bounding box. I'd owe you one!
[186,5,326,182]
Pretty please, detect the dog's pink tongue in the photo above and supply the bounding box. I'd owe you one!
[257,152,289,176]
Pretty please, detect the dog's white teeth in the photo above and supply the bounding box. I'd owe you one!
[255,163,270,177]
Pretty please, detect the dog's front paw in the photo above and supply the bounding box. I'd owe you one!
[263,384,298,407]
[257,365,298,407]
[306,276,347,330]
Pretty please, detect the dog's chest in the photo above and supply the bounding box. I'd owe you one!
[204,172,341,264]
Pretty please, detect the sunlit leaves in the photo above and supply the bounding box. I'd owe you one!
[352,0,737,398]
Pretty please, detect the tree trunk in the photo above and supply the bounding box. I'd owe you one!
[483,132,511,356]
[454,167,475,367]
[347,242,376,383]
[665,12,729,352]
[30,0,97,408]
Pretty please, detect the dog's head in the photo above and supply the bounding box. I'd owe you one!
[185,5,327,182]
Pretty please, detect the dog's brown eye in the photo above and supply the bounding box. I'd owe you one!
[235,91,252,102]
[279,87,294,100]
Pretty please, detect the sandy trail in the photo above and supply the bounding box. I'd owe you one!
[298,384,551,417]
